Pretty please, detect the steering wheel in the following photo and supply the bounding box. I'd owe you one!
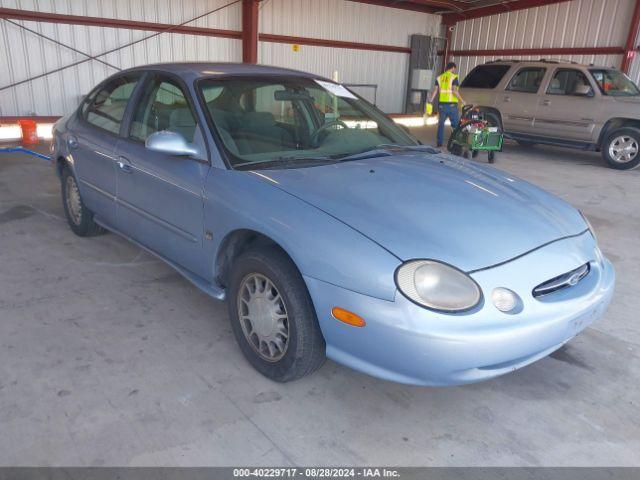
[311,119,348,146]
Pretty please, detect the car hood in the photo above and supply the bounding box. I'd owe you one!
[252,153,587,271]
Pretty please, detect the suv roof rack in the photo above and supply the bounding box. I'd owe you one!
[485,58,580,65]
[486,59,520,64]
[538,58,579,64]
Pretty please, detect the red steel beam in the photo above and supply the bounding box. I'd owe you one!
[0,7,242,39]
[449,46,625,57]
[259,33,411,54]
[621,0,640,73]
[443,0,571,23]
[242,0,259,63]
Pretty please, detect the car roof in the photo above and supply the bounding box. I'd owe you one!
[120,62,328,82]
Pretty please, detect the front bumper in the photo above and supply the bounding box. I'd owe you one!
[305,232,615,386]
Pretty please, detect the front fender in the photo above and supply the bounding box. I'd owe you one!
[204,168,401,301]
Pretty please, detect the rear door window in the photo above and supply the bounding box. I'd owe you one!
[506,67,546,93]
[461,65,511,89]
[547,69,593,96]
[83,74,140,134]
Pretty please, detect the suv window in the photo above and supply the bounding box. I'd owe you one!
[83,75,140,134]
[129,77,198,142]
[461,65,511,89]
[547,69,593,96]
[589,69,640,96]
[506,68,546,93]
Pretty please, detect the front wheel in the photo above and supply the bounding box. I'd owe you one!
[602,128,640,170]
[61,166,105,237]
[227,246,326,382]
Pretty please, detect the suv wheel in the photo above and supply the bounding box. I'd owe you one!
[227,246,326,382]
[602,128,640,170]
[61,166,105,236]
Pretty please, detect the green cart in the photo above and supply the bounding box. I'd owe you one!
[447,106,503,163]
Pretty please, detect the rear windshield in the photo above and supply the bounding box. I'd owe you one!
[461,65,511,89]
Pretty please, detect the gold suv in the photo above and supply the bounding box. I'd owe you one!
[460,59,640,170]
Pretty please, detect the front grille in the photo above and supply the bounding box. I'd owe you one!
[532,263,590,298]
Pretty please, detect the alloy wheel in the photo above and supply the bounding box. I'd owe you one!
[609,135,639,164]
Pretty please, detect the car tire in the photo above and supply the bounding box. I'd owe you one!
[61,166,105,237]
[602,127,640,170]
[227,246,326,382]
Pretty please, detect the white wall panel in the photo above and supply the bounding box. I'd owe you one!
[449,0,634,80]
[259,0,439,46]
[0,0,242,116]
[260,42,410,113]
[0,0,439,116]
[1,0,241,29]
[259,0,440,112]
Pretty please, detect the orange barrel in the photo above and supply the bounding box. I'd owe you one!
[18,119,39,145]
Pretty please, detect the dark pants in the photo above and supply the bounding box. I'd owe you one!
[437,103,460,146]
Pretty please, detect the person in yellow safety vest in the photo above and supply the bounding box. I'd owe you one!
[428,62,466,147]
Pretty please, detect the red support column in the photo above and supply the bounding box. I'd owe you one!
[621,0,640,73]
[242,0,259,64]
[442,21,455,72]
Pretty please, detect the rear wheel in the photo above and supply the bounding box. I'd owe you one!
[488,151,496,163]
[61,166,105,237]
[602,127,640,170]
[227,246,326,382]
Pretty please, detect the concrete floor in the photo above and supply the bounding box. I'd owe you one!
[0,130,639,467]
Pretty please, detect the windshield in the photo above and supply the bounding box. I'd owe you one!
[198,76,418,168]
[589,69,640,96]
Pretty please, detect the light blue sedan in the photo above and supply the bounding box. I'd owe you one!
[51,63,615,385]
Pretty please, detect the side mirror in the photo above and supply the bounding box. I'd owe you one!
[145,131,202,157]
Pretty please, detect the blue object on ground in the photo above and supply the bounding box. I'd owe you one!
[0,146,51,161]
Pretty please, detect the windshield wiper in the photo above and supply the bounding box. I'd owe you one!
[234,155,336,170]
[336,144,440,162]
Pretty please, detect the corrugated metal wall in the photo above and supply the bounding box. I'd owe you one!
[0,0,242,117]
[259,0,440,113]
[0,0,440,116]
[627,19,640,84]
[449,0,633,80]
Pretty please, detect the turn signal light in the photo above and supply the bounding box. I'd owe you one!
[331,307,366,327]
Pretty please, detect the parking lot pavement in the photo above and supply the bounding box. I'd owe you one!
[0,134,639,466]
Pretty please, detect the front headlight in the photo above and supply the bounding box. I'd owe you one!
[580,210,597,242]
[395,260,482,312]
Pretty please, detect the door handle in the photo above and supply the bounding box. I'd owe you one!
[541,99,551,106]
[503,96,511,102]
[67,135,78,150]
[117,157,133,173]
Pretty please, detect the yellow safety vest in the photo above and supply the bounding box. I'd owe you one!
[437,71,459,103]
